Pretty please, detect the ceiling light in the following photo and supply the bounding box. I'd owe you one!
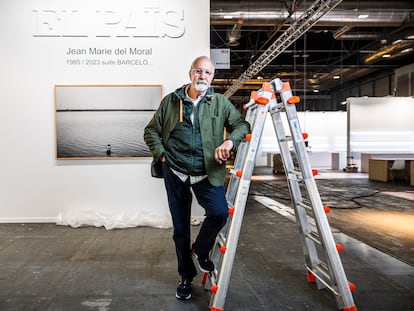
[313,89,319,93]
[227,36,240,46]
[382,54,391,58]
[333,75,340,79]
[358,14,369,19]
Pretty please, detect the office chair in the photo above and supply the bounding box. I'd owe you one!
[389,160,407,183]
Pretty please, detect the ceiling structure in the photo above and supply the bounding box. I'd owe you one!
[210,0,414,108]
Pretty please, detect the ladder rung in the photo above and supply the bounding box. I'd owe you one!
[288,169,302,176]
[312,263,330,280]
[208,270,218,287]
[297,201,312,210]
[305,231,321,245]
[307,266,339,296]
[287,170,304,181]
[217,232,227,246]
[269,103,284,113]
[279,136,292,142]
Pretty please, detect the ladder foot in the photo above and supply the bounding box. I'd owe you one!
[349,282,357,292]
[307,272,316,283]
[211,308,224,311]
[342,305,357,311]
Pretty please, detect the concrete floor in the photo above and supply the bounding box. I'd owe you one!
[0,170,413,311]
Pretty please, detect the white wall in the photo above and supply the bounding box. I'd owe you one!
[0,0,209,227]
[347,97,414,153]
[256,111,348,167]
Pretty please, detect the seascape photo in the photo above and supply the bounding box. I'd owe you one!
[55,85,161,159]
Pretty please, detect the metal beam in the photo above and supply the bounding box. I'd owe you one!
[223,0,344,98]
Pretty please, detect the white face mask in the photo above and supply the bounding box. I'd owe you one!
[194,79,208,92]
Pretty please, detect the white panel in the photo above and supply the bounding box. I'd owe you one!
[210,48,230,69]
[256,111,347,167]
[347,97,414,153]
[0,0,209,225]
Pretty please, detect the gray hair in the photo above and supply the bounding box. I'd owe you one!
[190,56,215,73]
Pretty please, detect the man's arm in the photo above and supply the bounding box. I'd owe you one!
[143,105,165,163]
[214,139,234,164]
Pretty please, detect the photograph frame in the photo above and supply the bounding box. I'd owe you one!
[54,84,162,160]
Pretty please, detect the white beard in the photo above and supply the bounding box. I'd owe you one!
[194,80,208,92]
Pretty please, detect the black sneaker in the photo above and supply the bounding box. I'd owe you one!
[192,251,215,272]
[197,256,214,272]
[175,278,192,300]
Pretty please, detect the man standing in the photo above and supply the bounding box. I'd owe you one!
[144,56,250,300]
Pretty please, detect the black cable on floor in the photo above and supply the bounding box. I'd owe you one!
[327,191,381,209]
[351,190,381,205]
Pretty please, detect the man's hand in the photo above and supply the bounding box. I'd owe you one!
[214,140,233,164]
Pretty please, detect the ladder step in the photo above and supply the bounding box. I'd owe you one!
[305,231,321,245]
[208,270,218,288]
[307,267,339,296]
[298,202,331,214]
[297,201,312,211]
[269,102,284,112]
[309,263,330,280]
[287,168,303,175]
[217,232,227,246]
[279,136,292,142]
[287,171,304,181]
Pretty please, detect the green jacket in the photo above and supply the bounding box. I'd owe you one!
[144,85,250,187]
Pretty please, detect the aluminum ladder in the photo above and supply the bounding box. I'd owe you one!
[203,78,357,311]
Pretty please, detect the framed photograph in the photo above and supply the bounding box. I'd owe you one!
[55,84,161,159]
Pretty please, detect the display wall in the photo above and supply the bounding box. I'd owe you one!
[347,97,414,153]
[0,0,209,227]
[256,111,348,167]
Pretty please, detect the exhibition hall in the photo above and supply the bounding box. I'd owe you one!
[0,0,413,310]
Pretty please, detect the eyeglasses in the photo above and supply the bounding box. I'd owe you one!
[191,68,214,77]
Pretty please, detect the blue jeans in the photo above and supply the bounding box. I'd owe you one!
[162,162,228,280]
